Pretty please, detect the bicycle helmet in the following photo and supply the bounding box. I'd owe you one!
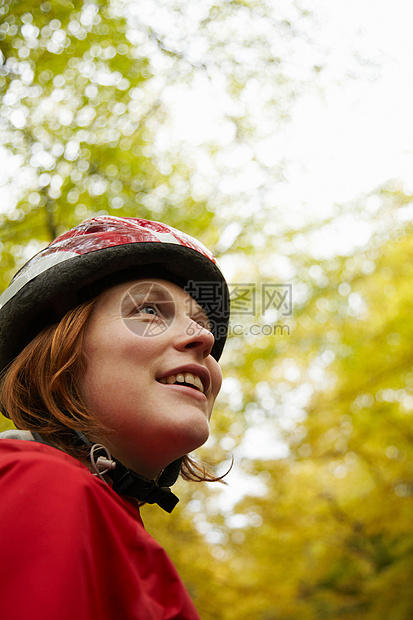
[0,216,230,375]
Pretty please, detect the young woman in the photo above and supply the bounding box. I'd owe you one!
[0,216,230,620]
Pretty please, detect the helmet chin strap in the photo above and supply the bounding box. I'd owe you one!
[71,431,181,513]
[106,455,181,513]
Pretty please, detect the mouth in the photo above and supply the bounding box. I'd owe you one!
[157,372,205,393]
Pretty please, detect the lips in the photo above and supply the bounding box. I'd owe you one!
[157,365,211,394]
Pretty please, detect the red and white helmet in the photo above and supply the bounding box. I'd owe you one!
[0,216,230,372]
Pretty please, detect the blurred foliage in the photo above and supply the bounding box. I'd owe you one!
[0,0,219,290]
[191,214,413,619]
[143,214,413,619]
[2,1,413,619]
[0,0,316,289]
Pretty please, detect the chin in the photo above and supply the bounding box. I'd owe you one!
[168,419,211,459]
[112,423,210,479]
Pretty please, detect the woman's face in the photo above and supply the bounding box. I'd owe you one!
[80,278,222,479]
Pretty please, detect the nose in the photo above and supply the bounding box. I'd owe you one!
[173,317,215,359]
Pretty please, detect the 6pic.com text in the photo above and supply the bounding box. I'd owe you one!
[230,322,290,337]
[185,320,291,339]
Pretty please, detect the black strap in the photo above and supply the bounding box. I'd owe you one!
[107,460,179,513]
[158,458,183,487]
[72,431,180,513]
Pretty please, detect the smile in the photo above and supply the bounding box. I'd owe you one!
[158,373,205,393]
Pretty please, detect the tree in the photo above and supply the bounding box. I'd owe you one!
[0,0,321,290]
[194,202,413,618]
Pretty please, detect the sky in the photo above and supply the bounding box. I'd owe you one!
[280,0,413,211]
[156,0,413,264]
[2,0,413,221]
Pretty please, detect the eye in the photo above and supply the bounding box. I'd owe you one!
[140,305,158,316]
[131,303,162,318]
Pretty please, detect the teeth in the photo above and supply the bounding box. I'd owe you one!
[184,373,194,386]
[193,375,204,392]
[158,372,204,393]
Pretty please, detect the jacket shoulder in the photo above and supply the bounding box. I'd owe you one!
[0,437,91,480]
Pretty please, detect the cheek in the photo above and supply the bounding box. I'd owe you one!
[209,361,223,400]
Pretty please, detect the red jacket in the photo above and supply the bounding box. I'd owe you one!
[0,439,201,620]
